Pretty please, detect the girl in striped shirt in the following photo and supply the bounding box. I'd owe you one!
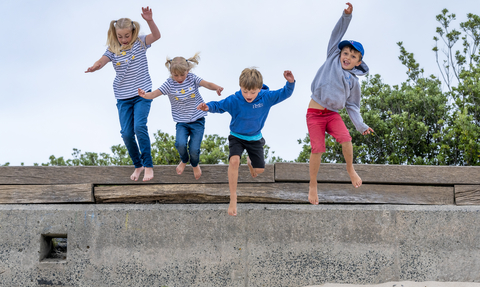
[138,53,223,180]
[86,7,160,182]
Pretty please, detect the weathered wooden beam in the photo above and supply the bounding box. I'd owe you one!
[0,184,93,203]
[0,165,274,185]
[275,163,480,185]
[94,183,454,205]
[455,185,480,205]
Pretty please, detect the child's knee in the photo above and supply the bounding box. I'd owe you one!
[133,124,148,135]
[229,155,240,167]
[175,140,188,150]
[121,129,135,139]
[255,168,264,174]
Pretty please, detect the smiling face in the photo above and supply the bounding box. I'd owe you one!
[241,87,261,103]
[172,71,188,84]
[340,46,362,70]
[116,28,133,46]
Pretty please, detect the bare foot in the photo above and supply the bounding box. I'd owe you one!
[143,167,154,182]
[130,167,144,181]
[347,167,362,188]
[176,162,187,175]
[228,200,237,216]
[247,156,258,178]
[193,165,202,180]
[308,183,319,205]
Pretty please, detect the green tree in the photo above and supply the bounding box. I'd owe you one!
[41,130,284,166]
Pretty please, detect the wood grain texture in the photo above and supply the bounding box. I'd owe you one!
[0,184,93,203]
[0,165,274,185]
[455,185,480,205]
[94,182,453,205]
[275,163,480,185]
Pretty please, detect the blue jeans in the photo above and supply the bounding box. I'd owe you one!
[116,95,153,168]
[175,117,205,167]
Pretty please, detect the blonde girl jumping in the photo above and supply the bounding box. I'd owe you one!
[138,53,223,180]
[86,7,160,182]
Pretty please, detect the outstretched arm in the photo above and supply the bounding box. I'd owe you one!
[138,88,163,99]
[199,80,224,96]
[85,55,110,73]
[142,6,161,46]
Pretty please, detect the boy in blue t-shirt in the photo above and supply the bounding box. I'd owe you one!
[198,68,295,216]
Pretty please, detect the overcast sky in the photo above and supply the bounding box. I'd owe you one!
[1,0,478,166]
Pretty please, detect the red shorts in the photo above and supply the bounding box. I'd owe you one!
[306,108,352,153]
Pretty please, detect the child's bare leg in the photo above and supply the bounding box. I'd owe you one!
[176,161,187,175]
[247,156,264,178]
[143,167,154,182]
[228,156,241,216]
[341,141,362,188]
[130,167,144,181]
[192,165,202,180]
[309,153,322,205]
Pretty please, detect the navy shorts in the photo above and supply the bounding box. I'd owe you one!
[228,135,266,168]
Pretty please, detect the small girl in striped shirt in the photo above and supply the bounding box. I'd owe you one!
[86,7,160,182]
[138,53,223,179]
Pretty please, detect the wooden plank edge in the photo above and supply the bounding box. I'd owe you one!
[0,184,94,204]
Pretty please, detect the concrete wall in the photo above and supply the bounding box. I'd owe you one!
[1,204,480,287]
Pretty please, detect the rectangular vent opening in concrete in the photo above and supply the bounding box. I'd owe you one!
[40,234,67,263]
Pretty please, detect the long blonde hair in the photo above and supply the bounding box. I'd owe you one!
[165,53,201,76]
[106,18,142,55]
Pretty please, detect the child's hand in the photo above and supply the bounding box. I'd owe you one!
[216,87,224,96]
[141,6,153,21]
[85,62,101,73]
[284,70,295,83]
[138,88,146,98]
[362,127,374,135]
[197,103,209,111]
[344,2,353,14]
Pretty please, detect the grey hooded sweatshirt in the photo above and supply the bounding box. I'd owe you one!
[310,12,369,133]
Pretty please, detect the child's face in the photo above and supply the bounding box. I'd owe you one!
[340,47,362,70]
[241,87,261,103]
[116,28,133,46]
[172,71,188,84]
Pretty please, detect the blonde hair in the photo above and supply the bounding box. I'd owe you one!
[106,18,142,55]
[165,53,201,76]
[239,68,263,90]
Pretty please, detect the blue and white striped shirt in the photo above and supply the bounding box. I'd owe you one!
[159,73,207,123]
[104,35,152,100]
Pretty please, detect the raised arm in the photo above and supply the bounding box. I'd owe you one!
[141,6,161,46]
[85,55,110,73]
[326,3,353,57]
[199,80,224,96]
[264,71,295,106]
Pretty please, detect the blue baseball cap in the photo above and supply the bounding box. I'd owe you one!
[338,40,364,57]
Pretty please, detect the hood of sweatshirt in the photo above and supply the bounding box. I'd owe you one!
[348,60,369,76]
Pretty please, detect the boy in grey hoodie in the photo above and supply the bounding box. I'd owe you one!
[308,2,374,205]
